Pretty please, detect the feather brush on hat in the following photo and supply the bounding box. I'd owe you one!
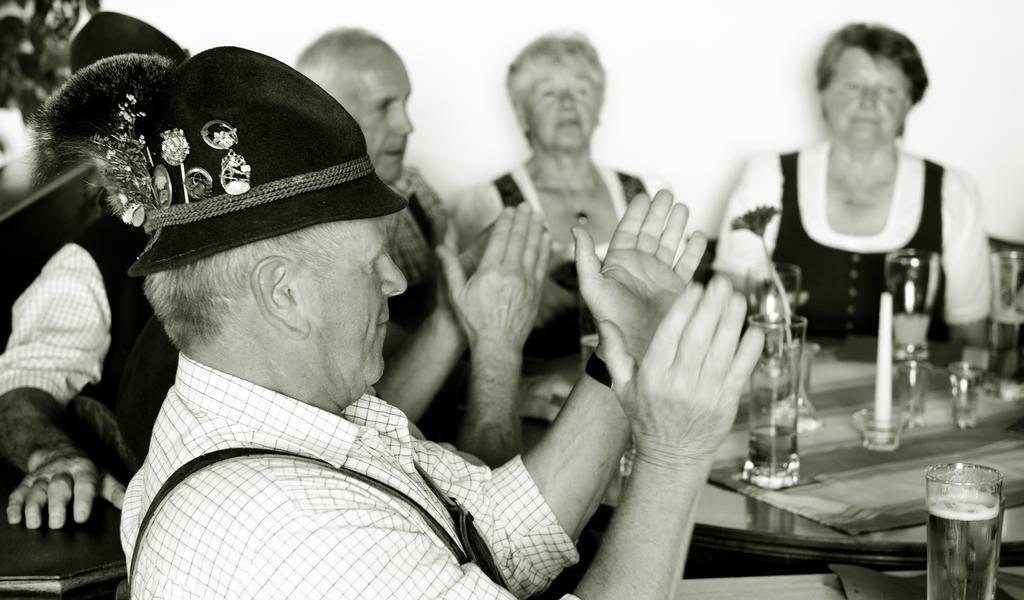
[31,53,175,223]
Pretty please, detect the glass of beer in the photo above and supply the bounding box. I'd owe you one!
[885,249,941,361]
[926,463,1003,600]
[989,251,1024,401]
[741,315,806,489]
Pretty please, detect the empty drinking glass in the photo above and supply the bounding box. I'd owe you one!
[948,362,985,429]
[895,360,932,429]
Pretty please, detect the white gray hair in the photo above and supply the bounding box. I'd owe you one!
[143,223,347,353]
[506,30,606,115]
[295,27,396,89]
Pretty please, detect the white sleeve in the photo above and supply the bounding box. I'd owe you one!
[640,174,672,197]
[940,169,991,324]
[712,154,785,279]
[0,244,111,404]
[451,183,504,251]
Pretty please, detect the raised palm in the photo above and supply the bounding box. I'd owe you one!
[575,190,707,360]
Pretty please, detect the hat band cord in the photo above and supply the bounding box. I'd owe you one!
[143,155,374,233]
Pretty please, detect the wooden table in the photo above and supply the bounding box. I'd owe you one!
[521,344,1024,578]
[674,567,1024,599]
[687,350,1024,577]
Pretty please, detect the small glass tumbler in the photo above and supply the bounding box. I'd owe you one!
[885,249,941,361]
[741,315,806,490]
[746,263,802,322]
[853,408,905,451]
[948,362,985,429]
[926,463,1003,600]
[895,360,932,429]
[988,251,1024,401]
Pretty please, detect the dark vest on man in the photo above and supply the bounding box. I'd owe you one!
[493,170,647,357]
[772,152,949,340]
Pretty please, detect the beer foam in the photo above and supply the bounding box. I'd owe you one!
[928,501,1000,521]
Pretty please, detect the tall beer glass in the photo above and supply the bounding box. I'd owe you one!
[989,251,1024,401]
[926,463,1003,600]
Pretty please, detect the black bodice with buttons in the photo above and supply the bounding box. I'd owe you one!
[772,152,949,340]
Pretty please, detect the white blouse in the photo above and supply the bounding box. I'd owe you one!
[452,164,668,257]
[713,142,991,325]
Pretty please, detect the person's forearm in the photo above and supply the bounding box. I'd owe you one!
[0,388,77,471]
[522,374,630,539]
[457,342,522,467]
[574,456,709,599]
[377,308,465,422]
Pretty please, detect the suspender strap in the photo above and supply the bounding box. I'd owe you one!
[413,464,511,590]
[125,448,509,595]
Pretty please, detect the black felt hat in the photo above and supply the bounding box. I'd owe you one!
[71,12,187,72]
[34,46,407,276]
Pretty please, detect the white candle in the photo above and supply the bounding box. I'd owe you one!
[875,292,894,425]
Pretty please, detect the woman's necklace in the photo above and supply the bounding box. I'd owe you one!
[534,174,601,226]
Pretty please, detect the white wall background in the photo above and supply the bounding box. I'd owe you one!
[105,0,1024,241]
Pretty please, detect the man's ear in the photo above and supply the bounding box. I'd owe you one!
[250,256,310,339]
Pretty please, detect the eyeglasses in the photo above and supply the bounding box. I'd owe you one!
[833,80,909,104]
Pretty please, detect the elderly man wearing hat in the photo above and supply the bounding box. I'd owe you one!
[39,47,761,598]
[0,12,187,531]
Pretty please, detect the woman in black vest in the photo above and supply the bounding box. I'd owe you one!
[453,30,668,356]
[714,23,989,345]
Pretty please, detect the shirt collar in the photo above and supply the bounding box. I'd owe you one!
[173,353,416,468]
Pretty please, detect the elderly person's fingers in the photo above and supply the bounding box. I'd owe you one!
[674,231,708,282]
[657,202,689,264]
[436,245,468,297]
[479,207,515,267]
[723,329,766,402]
[101,474,125,510]
[573,228,602,298]
[24,479,49,529]
[6,482,28,525]
[503,204,533,264]
[535,230,553,284]
[520,212,545,273]
[71,470,101,524]
[643,284,704,377]
[698,293,748,390]
[675,278,733,374]
[608,193,651,251]
[46,473,74,529]
[636,190,673,254]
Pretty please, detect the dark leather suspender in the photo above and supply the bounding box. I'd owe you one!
[120,448,508,597]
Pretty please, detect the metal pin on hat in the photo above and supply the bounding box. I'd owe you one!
[160,129,191,203]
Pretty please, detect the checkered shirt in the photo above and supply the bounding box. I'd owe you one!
[121,355,579,599]
[390,167,447,287]
[0,244,109,405]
